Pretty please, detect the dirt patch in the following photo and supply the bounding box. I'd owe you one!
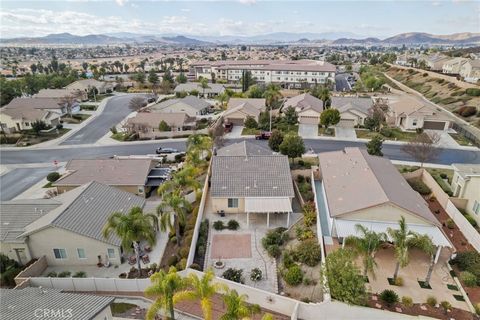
[210,234,252,259]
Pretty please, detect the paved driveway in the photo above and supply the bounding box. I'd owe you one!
[224,125,244,138]
[426,130,459,148]
[335,126,357,139]
[298,124,318,138]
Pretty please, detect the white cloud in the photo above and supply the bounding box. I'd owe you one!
[115,0,128,6]
[238,0,256,5]
[180,8,191,12]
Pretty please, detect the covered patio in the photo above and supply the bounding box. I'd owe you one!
[245,197,293,228]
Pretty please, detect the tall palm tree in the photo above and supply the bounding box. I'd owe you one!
[157,190,192,246]
[145,267,184,320]
[102,206,157,275]
[186,134,213,165]
[263,84,281,109]
[199,78,210,97]
[387,216,435,282]
[220,289,259,320]
[158,165,201,196]
[175,270,228,320]
[345,224,387,279]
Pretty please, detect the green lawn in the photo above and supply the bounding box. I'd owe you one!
[80,104,97,111]
[318,126,335,137]
[241,127,260,135]
[355,128,417,142]
[449,133,472,146]
[42,182,53,188]
[61,114,91,124]
[241,125,298,136]
[17,128,71,147]
[110,303,137,315]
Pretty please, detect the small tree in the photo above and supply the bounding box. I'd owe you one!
[47,172,61,182]
[279,134,305,163]
[175,73,187,84]
[199,78,210,97]
[268,129,284,152]
[31,120,47,135]
[244,116,258,129]
[129,96,147,111]
[135,71,146,84]
[366,135,384,156]
[401,133,440,167]
[159,120,171,132]
[320,109,340,131]
[148,70,159,87]
[283,106,298,125]
[321,248,367,305]
[60,94,78,118]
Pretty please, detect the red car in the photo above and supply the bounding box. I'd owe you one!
[255,131,271,140]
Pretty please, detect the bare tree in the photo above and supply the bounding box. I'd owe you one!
[401,132,440,167]
[129,96,147,111]
[60,94,80,117]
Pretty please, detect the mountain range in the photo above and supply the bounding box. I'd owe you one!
[1,32,479,46]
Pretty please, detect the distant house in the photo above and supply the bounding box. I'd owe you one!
[331,96,372,128]
[459,60,480,83]
[1,288,114,320]
[223,98,266,125]
[451,164,480,226]
[150,96,211,117]
[53,159,161,197]
[66,79,115,94]
[35,88,88,101]
[284,93,324,125]
[442,57,469,75]
[174,82,225,98]
[384,95,450,131]
[0,98,68,133]
[424,55,450,71]
[210,141,295,227]
[316,148,451,249]
[125,112,197,139]
[1,182,146,266]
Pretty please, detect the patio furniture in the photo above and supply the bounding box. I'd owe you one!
[128,256,137,265]
[218,210,225,217]
[142,254,150,264]
[144,245,152,252]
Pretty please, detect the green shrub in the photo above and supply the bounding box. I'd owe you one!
[73,271,87,278]
[380,127,393,138]
[166,255,178,266]
[176,258,187,271]
[380,289,399,306]
[250,268,262,282]
[451,251,480,271]
[446,219,455,229]
[464,214,478,228]
[295,226,315,241]
[394,276,404,287]
[460,271,477,287]
[439,173,447,179]
[189,263,201,270]
[47,172,61,182]
[227,219,240,230]
[58,271,71,278]
[426,296,437,307]
[282,251,295,269]
[440,301,452,313]
[222,268,244,283]
[407,178,431,195]
[455,106,477,117]
[266,244,281,258]
[213,220,225,230]
[401,296,413,307]
[432,174,453,196]
[466,88,480,96]
[170,236,177,244]
[47,271,57,277]
[262,228,288,252]
[297,175,305,183]
[179,247,190,259]
[295,239,321,267]
[283,265,303,286]
[474,302,480,315]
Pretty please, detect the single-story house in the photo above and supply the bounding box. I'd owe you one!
[451,164,480,226]
[53,159,159,197]
[34,88,88,101]
[66,79,115,94]
[174,82,225,98]
[459,60,480,83]
[284,93,324,125]
[384,95,450,131]
[442,58,469,75]
[150,96,211,117]
[1,181,146,267]
[223,98,266,125]
[424,55,450,71]
[210,141,295,227]
[331,96,373,127]
[1,288,114,320]
[125,112,196,138]
[0,98,68,133]
[316,148,451,251]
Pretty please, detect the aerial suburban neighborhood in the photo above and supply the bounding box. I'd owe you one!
[1,1,480,320]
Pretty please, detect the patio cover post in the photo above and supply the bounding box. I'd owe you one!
[247,212,250,227]
[286,211,290,228]
[434,246,442,264]
[267,212,270,228]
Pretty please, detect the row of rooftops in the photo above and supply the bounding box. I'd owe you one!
[191,59,337,73]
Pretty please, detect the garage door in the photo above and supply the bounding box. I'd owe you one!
[299,116,319,125]
[227,118,245,126]
[338,119,355,128]
[423,121,446,130]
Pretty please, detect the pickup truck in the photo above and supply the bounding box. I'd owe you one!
[255,131,271,140]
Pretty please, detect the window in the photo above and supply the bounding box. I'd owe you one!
[107,248,116,259]
[77,248,86,259]
[25,122,30,127]
[412,119,417,126]
[473,201,480,215]
[227,198,238,208]
[53,248,67,259]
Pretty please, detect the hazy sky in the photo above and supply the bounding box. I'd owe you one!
[1,0,478,38]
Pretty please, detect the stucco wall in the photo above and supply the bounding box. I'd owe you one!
[211,197,246,214]
[92,306,113,320]
[0,242,32,265]
[339,203,432,225]
[28,227,122,266]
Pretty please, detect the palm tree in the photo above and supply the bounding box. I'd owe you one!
[319,87,331,108]
[175,270,227,320]
[344,224,387,279]
[186,134,213,163]
[157,190,192,246]
[199,78,210,97]
[387,216,435,282]
[220,289,259,320]
[216,92,229,110]
[157,165,201,196]
[102,206,157,275]
[145,267,184,320]
[263,84,281,108]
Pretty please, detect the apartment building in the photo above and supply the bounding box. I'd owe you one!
[188,60,336,89]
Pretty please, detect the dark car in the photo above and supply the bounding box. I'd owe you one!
[255,131,271,140]
[156,147,178,154]
[224,122,233,133]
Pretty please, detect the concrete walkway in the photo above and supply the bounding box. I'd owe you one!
[298,124,318,139]
[224,125,244,139]
[426,130,460,149]
[334,127,356,139]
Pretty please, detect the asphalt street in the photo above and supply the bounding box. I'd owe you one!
[335,73,352,92]
[60,94,144,145]
[0,167,54,200]
[1,139,479,165]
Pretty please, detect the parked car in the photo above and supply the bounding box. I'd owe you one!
[156,147,178,154]
[224,122,233,133]
[255,131,271,140]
